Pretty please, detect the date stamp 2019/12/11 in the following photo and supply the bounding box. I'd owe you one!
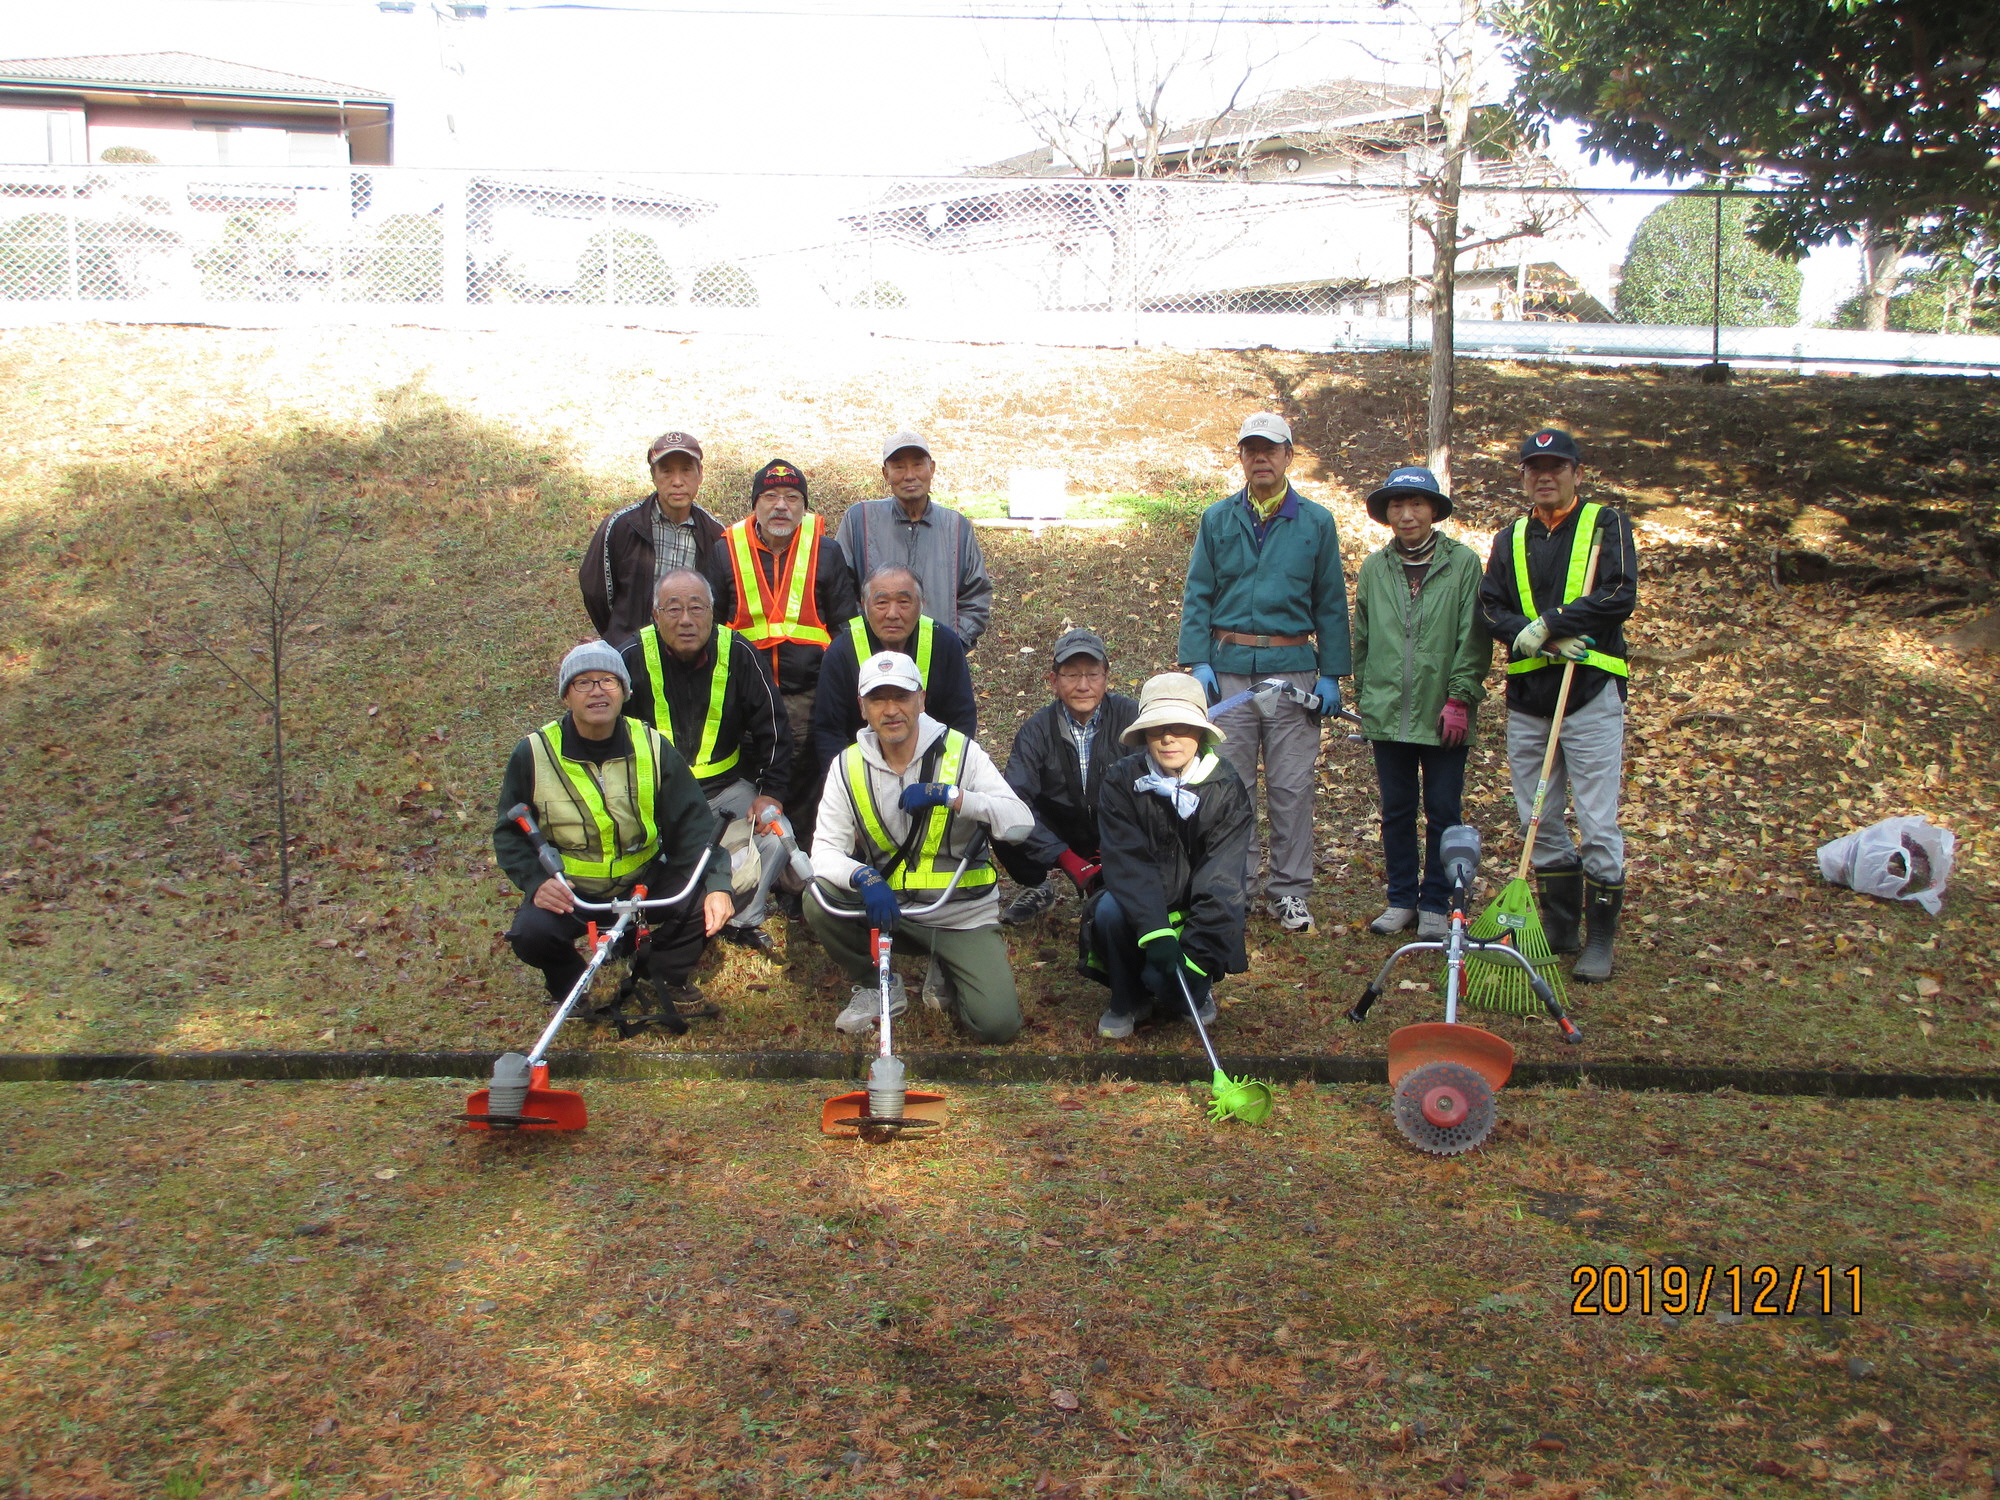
[1571,1264,1863,1317]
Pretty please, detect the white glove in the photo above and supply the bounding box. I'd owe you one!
[1512,617,1551,658]
[1543,635,1594,662]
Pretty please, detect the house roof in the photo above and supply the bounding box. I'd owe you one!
[0,52,390,102]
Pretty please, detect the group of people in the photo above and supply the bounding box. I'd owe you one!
[492,412,1636,1043]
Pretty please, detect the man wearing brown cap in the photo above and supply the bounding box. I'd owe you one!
[711,459,858,854]
[580,431,726,648]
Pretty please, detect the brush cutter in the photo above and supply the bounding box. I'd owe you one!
[818,843,987,1142]
[1347,825,1579,1155]
[1170,966,1274,1125]
[1462,540,1603,1014]
[1208,677,1366,743]
[461,806,718,1133]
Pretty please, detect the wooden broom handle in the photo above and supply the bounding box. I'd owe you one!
[1512,538,1605,883]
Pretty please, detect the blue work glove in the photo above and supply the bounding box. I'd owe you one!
[850,866,901,933]
[897,782,957,813]
[1313,676,1343,717]
[1142,931,1186,990]
[1188,663,1220,705]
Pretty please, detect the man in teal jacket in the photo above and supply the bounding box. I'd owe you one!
[1351,466,1490,941]
[1175,412,1352,934]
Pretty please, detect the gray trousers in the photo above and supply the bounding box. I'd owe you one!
[1213,669,1322,902]
[803,884,1022,1044]
[707,778,790,929]
[1506,686,1627,882]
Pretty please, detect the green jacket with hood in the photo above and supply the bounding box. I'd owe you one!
[1350,531,1491,745]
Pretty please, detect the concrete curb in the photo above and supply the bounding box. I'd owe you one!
[4,1050,1997,1100]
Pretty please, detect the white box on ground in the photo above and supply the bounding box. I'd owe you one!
[1007,467,1068,520]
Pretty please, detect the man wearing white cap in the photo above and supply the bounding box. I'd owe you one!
[1176,412,1352,935]
[805,650,1033,1042]
[492,642,736,1030]
[832,430,993,647]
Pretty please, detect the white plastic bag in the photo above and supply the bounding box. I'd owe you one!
[1816,815,1955,916]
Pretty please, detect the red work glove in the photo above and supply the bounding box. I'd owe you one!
[1438,698,1470,747]
[1056,849,1100,892]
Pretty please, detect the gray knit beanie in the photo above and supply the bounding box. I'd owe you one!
[557,640,630,698]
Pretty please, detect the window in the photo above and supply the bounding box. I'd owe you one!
[0,106,87,165]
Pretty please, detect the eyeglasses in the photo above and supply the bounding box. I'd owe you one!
[654,602,712,619]
[1055,666,1107,684]
[568,675,623,694]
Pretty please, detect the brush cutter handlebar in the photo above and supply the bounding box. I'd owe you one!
[820,833,991,921]
[506,802,569,883]
[1348,936,1580,1041]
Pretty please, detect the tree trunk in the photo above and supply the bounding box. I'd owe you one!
[1858,223,1902,333]
[1425,0,1478,493]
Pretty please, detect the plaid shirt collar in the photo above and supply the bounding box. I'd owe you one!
[1063,703,1102,780]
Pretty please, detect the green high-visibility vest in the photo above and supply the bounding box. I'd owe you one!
[1506,502,1630,679]
[850,614,935,684]
[528,719,662,885]
[638,623,743,784]
[840,728,997,894]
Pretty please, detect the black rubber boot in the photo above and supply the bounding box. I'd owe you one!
[1573,875,1625,983]
[1534,862,1585,955]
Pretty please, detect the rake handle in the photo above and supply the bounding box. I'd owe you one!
[1512,539,1604,885]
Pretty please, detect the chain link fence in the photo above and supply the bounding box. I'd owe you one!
[1,163,1995,372]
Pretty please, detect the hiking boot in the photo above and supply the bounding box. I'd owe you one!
[1415,910,1451,941]
[835,975,907,1034]
[1535,862,1585,955]
[1573,875,1625,983]
[1097,1008,1138,1040]
[1367,906,1417,935]
[1269,895,1316,933]
[1001,880,1062,926]
[718,923,780,962]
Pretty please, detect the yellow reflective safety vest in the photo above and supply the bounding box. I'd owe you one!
[1505,502,1630,680]
[840,727,997,896]
[527,718,664,894]
[849,614,935,685]
[637,623,743,786]
[724,514,832,654]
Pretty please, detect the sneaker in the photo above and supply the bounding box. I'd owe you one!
[1001,880,1062,925]
[1415,910,1451,941]
[1269,895,1316,933]
[718,923,780,961]
[1097,1008,1137,1040]
[921,957,959,1014]
[1367,906,1417,935]
[835,975,906,1034]
[1189,992,1219,1026]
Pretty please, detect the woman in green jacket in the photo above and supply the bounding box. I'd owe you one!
[1351,467,1491,940]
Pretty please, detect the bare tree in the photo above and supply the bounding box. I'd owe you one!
[170,475,352,921]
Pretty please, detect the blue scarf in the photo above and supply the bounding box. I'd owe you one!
[1133,757,1200,820]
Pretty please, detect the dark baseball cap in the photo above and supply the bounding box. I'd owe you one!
[1519,428,1582,465]
[1051,627,1108,666]
[646,430,704,464]
[1365,464,1452,524]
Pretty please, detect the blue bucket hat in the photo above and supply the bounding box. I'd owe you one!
[1365,465,1452,524]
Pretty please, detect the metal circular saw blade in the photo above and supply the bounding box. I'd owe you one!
[1392,1061,1498,1156]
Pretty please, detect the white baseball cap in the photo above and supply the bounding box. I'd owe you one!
[882,428,933,463]
[1237,412,1292,445]
[857,650,924,696]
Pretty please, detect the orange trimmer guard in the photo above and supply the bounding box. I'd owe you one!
[1386,1022,1515,1093]
[819,1089,949,1139]
[463,1062,588,1132]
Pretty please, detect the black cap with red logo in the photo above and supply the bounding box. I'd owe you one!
[751,458,809,507]
[1519,428,1582,465]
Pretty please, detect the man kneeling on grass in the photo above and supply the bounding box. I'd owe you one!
[493,642,735,1029]
[1085,673,1253,1041]
[806,651,1033,1043]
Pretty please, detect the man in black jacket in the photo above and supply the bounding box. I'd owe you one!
[494,642,734,1025]
[811,565,977,771]
[580,430,726,648]
[998,628,1139,925]
[1476,427,1638,983]
[622,569,794,958]
[1086,672,1254,1040]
